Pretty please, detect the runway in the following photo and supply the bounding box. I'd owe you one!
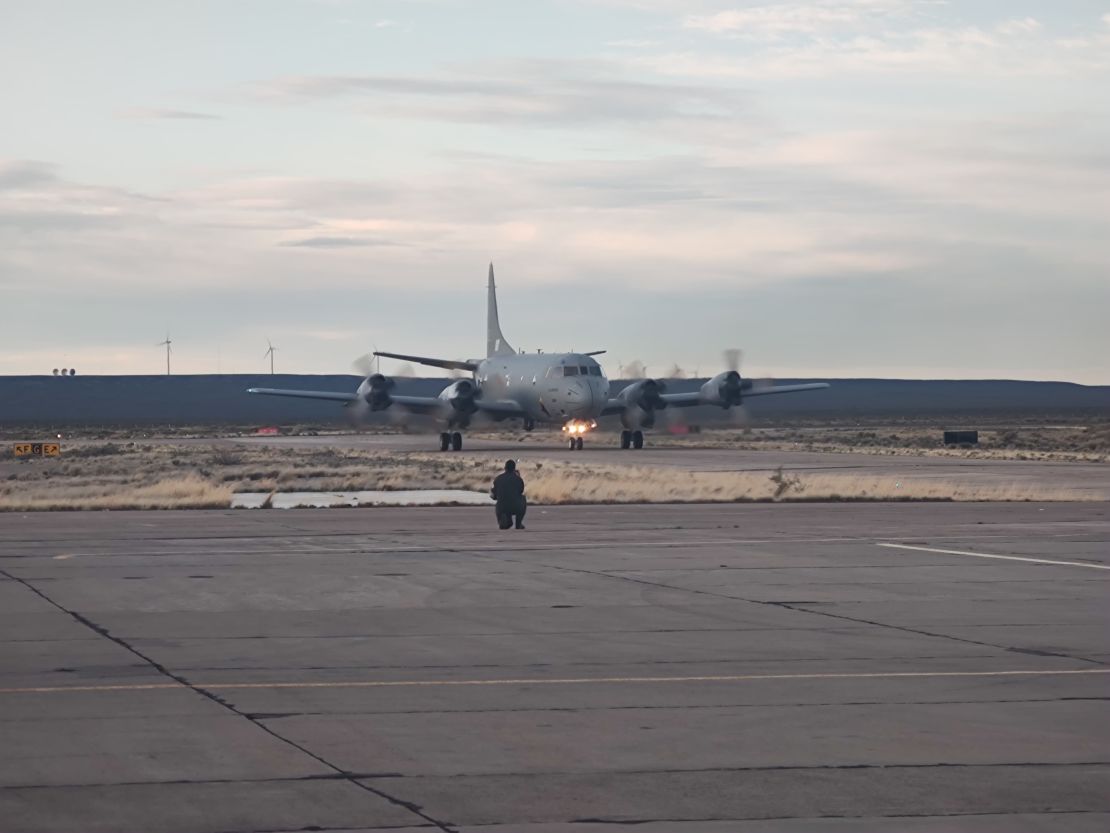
[1,502,1108,831]
[232,433,1110,498]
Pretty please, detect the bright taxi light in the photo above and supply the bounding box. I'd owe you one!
[561,419,597,435]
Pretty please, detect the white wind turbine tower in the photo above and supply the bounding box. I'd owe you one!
[157,334,172,376]
[264,338,277,375]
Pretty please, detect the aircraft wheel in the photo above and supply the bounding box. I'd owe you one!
[439,432,450,452]
[569,438,577,451]
[575,437,584,451]
[620,430,631,450]
[632,430,644,449]
[451,432,463,451]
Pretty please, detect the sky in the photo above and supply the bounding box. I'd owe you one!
[1,0,1108,383]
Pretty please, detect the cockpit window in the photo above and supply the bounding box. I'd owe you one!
[589,366,602,377]
[579,366,590,375]
[563,366,579,376]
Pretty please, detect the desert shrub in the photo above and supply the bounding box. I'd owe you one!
[209,448,244,467]
[770,466,804,499]
[65,443,126,459]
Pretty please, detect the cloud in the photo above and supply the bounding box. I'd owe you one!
[630,16,1110,79]
[683,2,904,36]
[280,236,397,248]
[117,107,222,120]
[604,39,660,48]
[996,17,1041,36]
[3,143,1107,381]
[253,61,750,125]
[0,160,57,190]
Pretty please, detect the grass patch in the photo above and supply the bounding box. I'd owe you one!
[0,439,1103,511]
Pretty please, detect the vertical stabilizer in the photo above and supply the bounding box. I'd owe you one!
[487,263,516,357]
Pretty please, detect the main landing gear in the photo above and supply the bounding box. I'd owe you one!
[439,432,463,452]
[619,430,645,450]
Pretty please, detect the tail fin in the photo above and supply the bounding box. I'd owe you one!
[487,262,516,357]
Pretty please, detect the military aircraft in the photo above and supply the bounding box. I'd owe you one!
[248,265,829,450]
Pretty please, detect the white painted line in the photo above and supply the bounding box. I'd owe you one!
[877,542,1110,571]
[1,668,1107,695]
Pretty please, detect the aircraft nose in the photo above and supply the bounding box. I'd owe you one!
[565,380,593,415]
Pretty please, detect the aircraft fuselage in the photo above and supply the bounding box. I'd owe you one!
[470,352,609,425]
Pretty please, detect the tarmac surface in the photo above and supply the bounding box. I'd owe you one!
[1,502,1108,832]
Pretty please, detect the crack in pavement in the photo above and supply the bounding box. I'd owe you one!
[3,760,1107,793]
[564,809,1110,827]
[0,567,458,833]
[239,696,1110,719]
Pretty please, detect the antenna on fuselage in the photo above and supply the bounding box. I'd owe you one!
[487,262,516,358]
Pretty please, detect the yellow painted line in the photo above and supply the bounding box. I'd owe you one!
[2,668,1107,695]
[877,542,1110,571]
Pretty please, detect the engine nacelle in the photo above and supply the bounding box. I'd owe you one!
[439,378,480,415]
[359,373,395,410]
[617,379,667,429]
[700,370,751,408]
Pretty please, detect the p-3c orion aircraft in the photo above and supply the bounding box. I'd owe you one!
[248,265,829,451]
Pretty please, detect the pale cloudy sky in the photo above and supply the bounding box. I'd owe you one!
[1,0,1108,382]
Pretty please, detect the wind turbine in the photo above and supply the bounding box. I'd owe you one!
[157,334,172,376]
[264,338,277,375]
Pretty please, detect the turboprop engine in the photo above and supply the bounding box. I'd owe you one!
[439,378,480,421]
[699,369,753,408]
[617,378,667,429]
[357,373,395,410]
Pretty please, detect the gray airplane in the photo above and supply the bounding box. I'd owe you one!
[248,265,829,451]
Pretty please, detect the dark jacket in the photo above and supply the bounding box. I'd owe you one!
[491,471,525,507]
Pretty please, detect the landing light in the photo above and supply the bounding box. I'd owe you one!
[562,420,597,435]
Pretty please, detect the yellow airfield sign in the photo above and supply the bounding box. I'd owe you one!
[13,443,60,458]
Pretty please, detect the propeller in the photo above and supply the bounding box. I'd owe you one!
[724,348,742,373]
[349,353,409,428]
[352,352,378,378]
[720,349,756,427]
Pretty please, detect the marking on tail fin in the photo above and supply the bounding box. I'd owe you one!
[487,262,516,357]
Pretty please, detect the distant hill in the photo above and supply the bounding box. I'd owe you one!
[1,374,1107,427]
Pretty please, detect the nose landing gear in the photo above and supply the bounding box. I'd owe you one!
[563,419,595,451]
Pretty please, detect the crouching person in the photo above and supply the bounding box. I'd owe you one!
[491,459,527,530]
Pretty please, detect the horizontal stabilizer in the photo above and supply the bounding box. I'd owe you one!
[374,351,479,373]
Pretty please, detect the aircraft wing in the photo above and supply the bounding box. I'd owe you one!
[248,387,358,402]
[476,399,528,418]
[388,394,447,415]
[374,351,479,373]
[600,399,631,417]
[659,382,830,409]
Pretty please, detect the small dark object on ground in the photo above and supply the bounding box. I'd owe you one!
[944,430,979,445]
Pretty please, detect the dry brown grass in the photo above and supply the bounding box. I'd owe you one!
[519,463,1094,504]
[1,440,1102,511]
[0,474,233,511]
[473,420,1110,463]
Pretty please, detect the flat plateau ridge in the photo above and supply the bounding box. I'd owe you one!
[3,374,1109,424]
